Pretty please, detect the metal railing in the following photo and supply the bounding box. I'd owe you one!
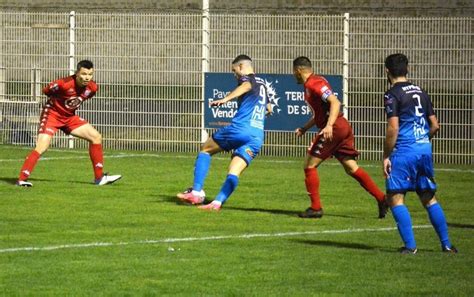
[0,11,472,164]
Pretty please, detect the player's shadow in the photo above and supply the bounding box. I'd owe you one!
[448,222,474,229]
[225,206,357,219]
[226,206,300,217]
[155,194,198,206]
[293,239,383,251]
[0,176,56,185]
[0,177,18,185]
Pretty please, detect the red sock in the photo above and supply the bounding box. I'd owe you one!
[18,150,41,181]
[351,167,385,202]
[304,168,322,210]
[89,143,104,180]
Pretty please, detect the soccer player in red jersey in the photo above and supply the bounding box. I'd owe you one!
[16,60,121,187]
[292,56,387,218]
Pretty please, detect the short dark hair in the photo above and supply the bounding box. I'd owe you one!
[232,54,252,64]
[385,54,408,78]
[293,56,312,68]
[76,60,94,72]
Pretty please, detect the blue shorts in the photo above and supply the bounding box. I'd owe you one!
[386,153,437,194]
[212,125,263,166]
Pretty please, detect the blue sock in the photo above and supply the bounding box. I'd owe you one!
[193,152,211,191]
[391,205,417,249]
[426,203,452,248]
[215,174,239,204]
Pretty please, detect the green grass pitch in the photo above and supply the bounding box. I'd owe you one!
[1,144,473,296]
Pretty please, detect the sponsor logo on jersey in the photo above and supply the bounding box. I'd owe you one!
[245,148,255,158]
[64,97,83,109]
[83,89,91,97]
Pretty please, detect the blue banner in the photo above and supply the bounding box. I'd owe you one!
[204,73,343,132]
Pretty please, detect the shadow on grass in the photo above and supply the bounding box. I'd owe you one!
[155,194,204,206]
[155,195,359,218]
[223,206,358,219]
[294,239,378,251]
[448,222,474,229]
[0,177,18,185]
[0,176,57,185]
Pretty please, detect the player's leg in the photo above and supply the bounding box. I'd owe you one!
[199,155,247,211]
[387,193,417,253]
[386,154,417,253]
[416,155,456,252]
[17,133,53,186]
[299,154,325,218]
[199,134,260,210]
[193,137,223,191]
[70,122,120,185]
[177,136,223,204]
[339,156,387,218]
[418,191,456,253]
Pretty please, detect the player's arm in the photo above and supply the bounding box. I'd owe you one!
[424,96,439,139]
[210,82,252,107]
[295,117,316,137]
[428,115,440,139]
[42,79,62,96]
[383,116,399,177]
[318,94,340,141]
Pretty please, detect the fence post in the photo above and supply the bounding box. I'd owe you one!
[0,67,4,102]
[201,0,210,143]
[69,11,75,149]
[343,13,350,120]
[31,67,41,102]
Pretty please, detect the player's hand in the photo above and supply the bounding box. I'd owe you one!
[383,158,391,178]
[319,125,333,141]
[210,99,227,107]
[295,127,306,137]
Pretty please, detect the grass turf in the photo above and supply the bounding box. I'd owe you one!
[0,144,473,296]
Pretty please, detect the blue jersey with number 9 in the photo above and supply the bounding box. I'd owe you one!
[231,74,268,137]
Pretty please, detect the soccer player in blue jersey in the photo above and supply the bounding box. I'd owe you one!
[383,53,457,254]
[177,54,269,210]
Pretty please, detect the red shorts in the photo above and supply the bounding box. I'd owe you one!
[38,106,88,136]
[308,116,359,161]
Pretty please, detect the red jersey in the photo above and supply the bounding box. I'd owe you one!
[42,75,98,117]
[303,74,343,128]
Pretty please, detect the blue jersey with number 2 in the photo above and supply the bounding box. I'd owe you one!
[384,81,435,155]
[384,81,437,193]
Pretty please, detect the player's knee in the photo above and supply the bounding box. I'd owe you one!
[91,132,102,144]
[344,166,356,175]
[387,193,404,207]
[34,147,48,155]
[418,190,437,207]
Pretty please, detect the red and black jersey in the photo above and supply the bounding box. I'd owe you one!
[303,74,343,129]
[42,75,98,117]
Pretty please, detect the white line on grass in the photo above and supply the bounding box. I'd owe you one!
[0,225,432,254]
[1,153,473,173]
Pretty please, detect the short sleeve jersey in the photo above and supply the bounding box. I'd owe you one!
[303,74,343,128]
[384,81,435,151]
[43,75,98,117]
[231,74,268,135]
